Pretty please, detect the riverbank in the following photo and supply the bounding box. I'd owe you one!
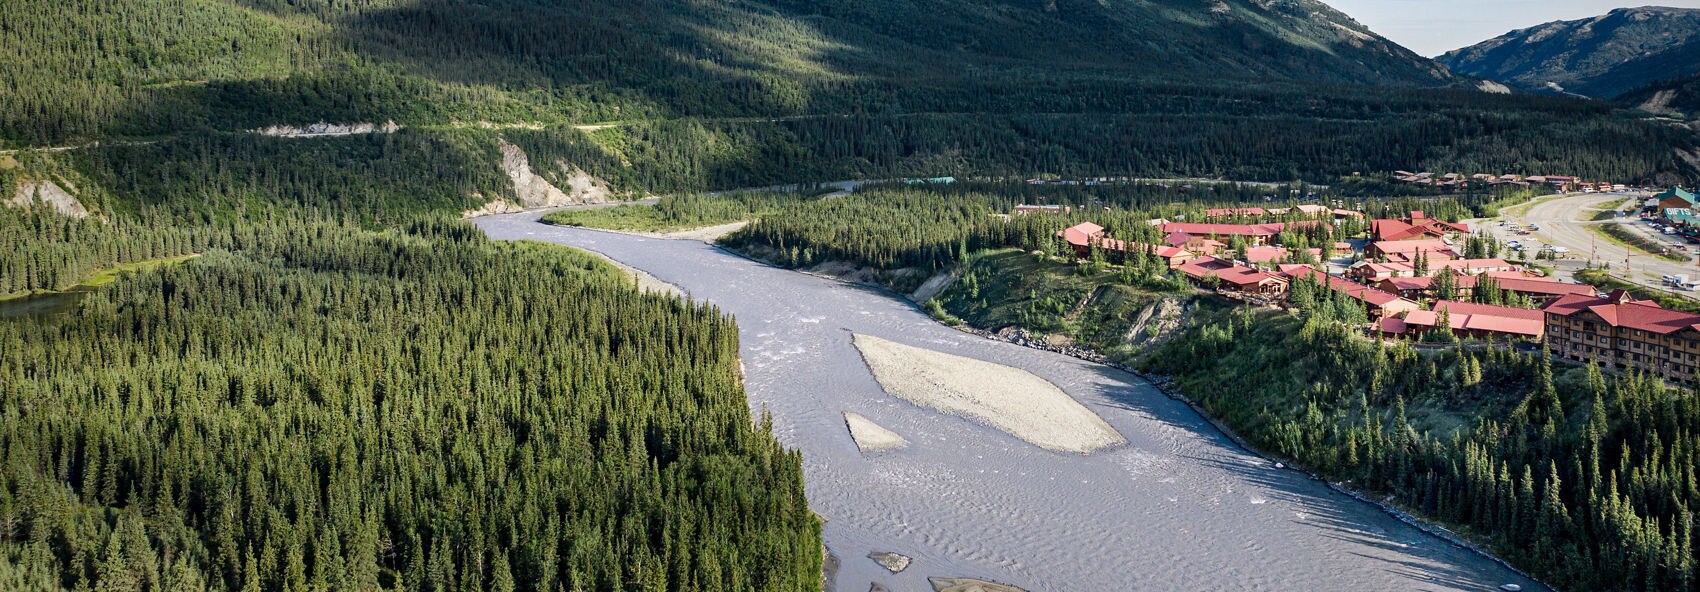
[474,212,1546,592]
[0,253,201,303]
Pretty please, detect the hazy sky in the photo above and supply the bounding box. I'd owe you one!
[1325,1,1700,57]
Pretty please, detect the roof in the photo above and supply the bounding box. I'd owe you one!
[1378,316,1409,334]
[1295,204,1331,215]
[1243,246,1290,263]
[1658,188,1699,208]
[1177,256,1233,276]
[1161,222,1286,237]
[1057,222,1105,247]
[1404,300,1545,337]
[1371,214,1470,242]
[1542,292,1700,335]
[1177,256,1279,286]
[1285,266,1415,308]
[1490,276,1597,297]
[1371,240,1458,257]
[1352,261,1415,278]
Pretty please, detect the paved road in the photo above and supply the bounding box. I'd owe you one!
[1478,191,1700,290]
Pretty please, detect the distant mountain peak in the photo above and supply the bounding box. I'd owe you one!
[1437,6,1700,99]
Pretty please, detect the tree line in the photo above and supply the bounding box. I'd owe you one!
[0,211,821,591]
[1145,293,1700,591]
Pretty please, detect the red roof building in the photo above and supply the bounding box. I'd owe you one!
[1545,290,1700,384]
[1367,239,1459,262]
[1160,222,1288,246]
[1395,300,1545,340]
[1283,265,1421,319]
[1057,222,1106,258]
[1178,256,1288,295]
[1242,246,1324,264]
[1057,222,1195,267]
[1163,231,1226,254]
[1371,211,1470,242]
[1377,274,1597,304]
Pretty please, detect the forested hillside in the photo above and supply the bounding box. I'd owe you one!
[2,0,1696,190]
[1146,296,1700,592]
[1623,73,1700,119]
[0,214,821,591]
[0,0,1452,144]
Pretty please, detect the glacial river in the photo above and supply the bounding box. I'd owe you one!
[475,211,1542,592]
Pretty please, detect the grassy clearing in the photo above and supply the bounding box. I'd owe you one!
[1500,193,1563,218]
[934,249,1198,362]
[0,253,201,302]
[1591,222,1689,262]
[1476,187,1552,218]
[1575,268,1700,313]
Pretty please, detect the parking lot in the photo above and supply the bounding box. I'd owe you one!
[1477,191,1700,292]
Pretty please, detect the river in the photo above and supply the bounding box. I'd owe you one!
[474,211,1541,592]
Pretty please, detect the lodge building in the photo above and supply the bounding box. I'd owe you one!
[1544,290,1700,385]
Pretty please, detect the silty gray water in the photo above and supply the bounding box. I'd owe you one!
[475,211,1541,592]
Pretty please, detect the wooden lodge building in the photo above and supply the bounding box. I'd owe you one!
[1544,290,1700,385]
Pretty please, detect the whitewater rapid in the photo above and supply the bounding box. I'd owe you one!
[475,211,1542,592]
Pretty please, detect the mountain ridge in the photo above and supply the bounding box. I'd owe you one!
[1435,6,1700,99]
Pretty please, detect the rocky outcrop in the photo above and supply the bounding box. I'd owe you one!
[866,551,911,573]
[498,139,612,209]
[253,121,401,137]
[7,179,88,218]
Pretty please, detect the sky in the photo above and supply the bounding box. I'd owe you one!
[1325,0,1700,56]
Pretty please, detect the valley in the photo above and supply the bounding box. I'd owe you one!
[474,210,1543,592]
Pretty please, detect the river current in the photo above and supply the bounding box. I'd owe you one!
[475,211,1539,592]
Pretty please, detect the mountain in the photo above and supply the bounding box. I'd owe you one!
[1436,6,1700,99]
[0,0,1458,146]
[2,0,1694,212]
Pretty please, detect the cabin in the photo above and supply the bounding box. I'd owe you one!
[1658,188,1698,221]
